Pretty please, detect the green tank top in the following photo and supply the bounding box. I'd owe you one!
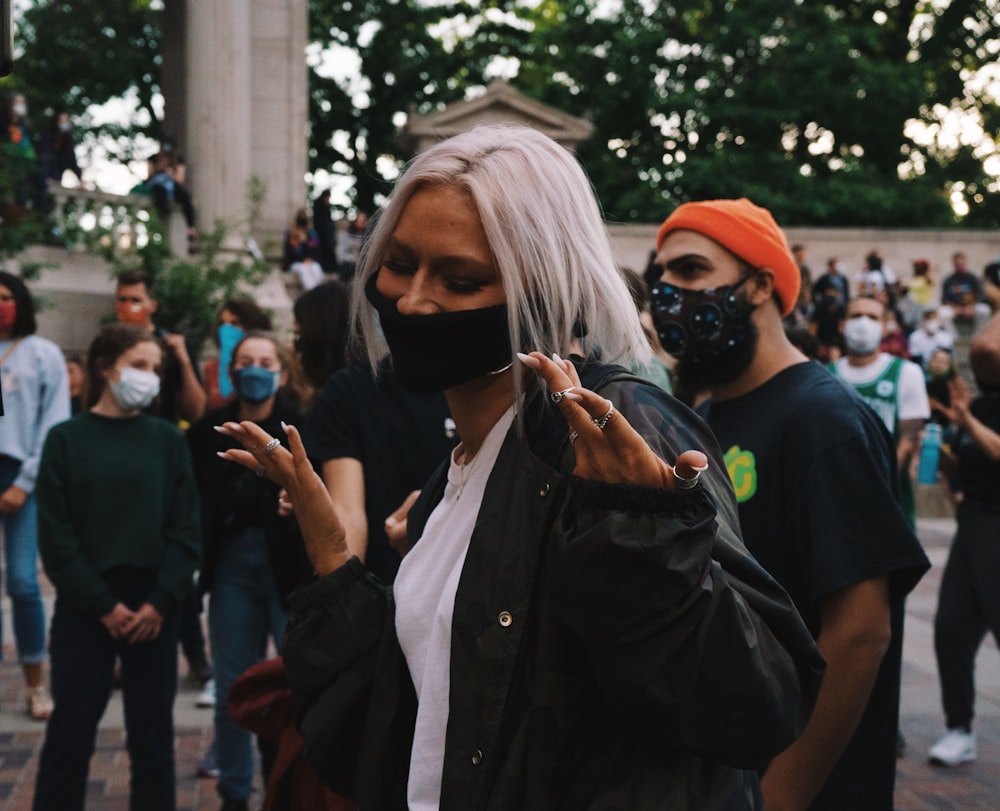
[828,356,915,527]
[828,356,904,438]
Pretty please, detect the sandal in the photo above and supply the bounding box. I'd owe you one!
[26,685,54,720]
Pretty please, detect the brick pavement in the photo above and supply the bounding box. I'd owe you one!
[2,516,998,809]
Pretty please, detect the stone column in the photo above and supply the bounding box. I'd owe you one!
[250,0,309,247]
[181,0,307,252]
[184,0,253,240]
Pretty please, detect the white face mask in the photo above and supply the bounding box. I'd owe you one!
[12,103,27,117]
[110,367,161,411]
[923,319,939,334]
[844,316,884,355]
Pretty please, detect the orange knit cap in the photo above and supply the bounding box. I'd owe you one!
[656,198,801,317]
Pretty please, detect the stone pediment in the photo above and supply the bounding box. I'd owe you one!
[399,79,594,154]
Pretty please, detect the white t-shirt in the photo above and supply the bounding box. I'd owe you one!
[393,405,516,811]
[855,265,897,297]
[908,327,954,365]
[832,353,930,433]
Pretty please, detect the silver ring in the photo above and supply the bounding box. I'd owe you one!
[568,430,579,445]
[261,438,281,457]
[673,462,708,490]
[674,472,700,490]
[550,387,576,404]
[255,464,266,478]
[593,402,615,430]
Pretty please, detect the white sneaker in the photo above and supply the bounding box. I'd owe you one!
[928,727,976,766]
[196,678,216,708]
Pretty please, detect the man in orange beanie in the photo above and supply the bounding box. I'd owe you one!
[650,198,929,810]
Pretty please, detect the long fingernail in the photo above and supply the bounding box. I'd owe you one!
[517,352,540,368]
[216,451,228,458]
[563,392,582,402]
[281,420,289,433]
[213,425,227,433]
[552,352,563,364]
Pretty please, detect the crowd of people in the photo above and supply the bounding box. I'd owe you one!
[280,204,370,292]
[1,93,83,223]
[0,122,998,811]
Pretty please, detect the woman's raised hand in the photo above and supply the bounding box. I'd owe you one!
[517,352,707,490]
[214,420,350,576]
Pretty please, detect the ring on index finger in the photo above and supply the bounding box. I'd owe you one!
[262,438,281,457]
[550,387,576,404]
[568,430,579,445]
[593,402,615,430]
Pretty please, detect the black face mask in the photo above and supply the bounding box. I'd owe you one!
[649,276,758,390]
[365,273,512,395]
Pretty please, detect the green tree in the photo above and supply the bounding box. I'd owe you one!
[6,0,999,227]
[9,0,162,159]
[307,1,495,214]
[510,0,1000,226]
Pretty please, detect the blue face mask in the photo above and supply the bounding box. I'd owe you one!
[217,323,245,400]
[232,365,280,404]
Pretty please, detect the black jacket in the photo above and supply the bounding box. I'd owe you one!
[283,363,824,809]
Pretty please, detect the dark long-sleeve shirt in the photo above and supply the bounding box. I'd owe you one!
[37,411,202,617]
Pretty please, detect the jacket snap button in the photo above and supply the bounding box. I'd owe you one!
[471,749,484,766]
[538,482,550,497]
[498,611,513,627]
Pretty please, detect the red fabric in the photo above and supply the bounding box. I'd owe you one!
[228,657,354,811]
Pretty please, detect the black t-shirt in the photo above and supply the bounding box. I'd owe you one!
[700,361,929,810]
[302,363,455,584]
[941,271,984,307]
[955,394,1000,506]
[810,273,850,343]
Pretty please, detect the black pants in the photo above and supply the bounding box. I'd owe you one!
[33,572,181,811]
[933,502,1000,731]
[152,183,196,229]
[178,584,210,676]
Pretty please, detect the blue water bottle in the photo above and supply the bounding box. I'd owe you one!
[917,423,942,484]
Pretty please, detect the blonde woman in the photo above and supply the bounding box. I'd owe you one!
[219,126,823,810]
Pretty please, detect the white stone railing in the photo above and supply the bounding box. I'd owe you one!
[46,179,188,255]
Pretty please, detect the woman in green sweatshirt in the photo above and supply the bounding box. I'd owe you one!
[33,323,202,811]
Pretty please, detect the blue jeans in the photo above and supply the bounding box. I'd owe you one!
[209,528,289,801]
[1,490,47,664]
[33,571,180,811]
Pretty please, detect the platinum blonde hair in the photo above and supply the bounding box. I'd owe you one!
[352,124,651,387]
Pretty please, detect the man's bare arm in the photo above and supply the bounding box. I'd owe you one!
[761,576,891,811]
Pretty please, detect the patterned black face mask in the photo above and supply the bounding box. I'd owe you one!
[649,276,753,364]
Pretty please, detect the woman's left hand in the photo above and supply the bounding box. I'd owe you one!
[122,603,163,644]
[517,352,707,490]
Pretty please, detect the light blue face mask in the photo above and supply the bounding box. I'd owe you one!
[217,323,245,400]
[232,365,280,404]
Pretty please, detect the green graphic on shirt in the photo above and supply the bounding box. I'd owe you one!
[724,445,757,503]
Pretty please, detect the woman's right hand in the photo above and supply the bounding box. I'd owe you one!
[517,352,708,489]
[215,420,350,576]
